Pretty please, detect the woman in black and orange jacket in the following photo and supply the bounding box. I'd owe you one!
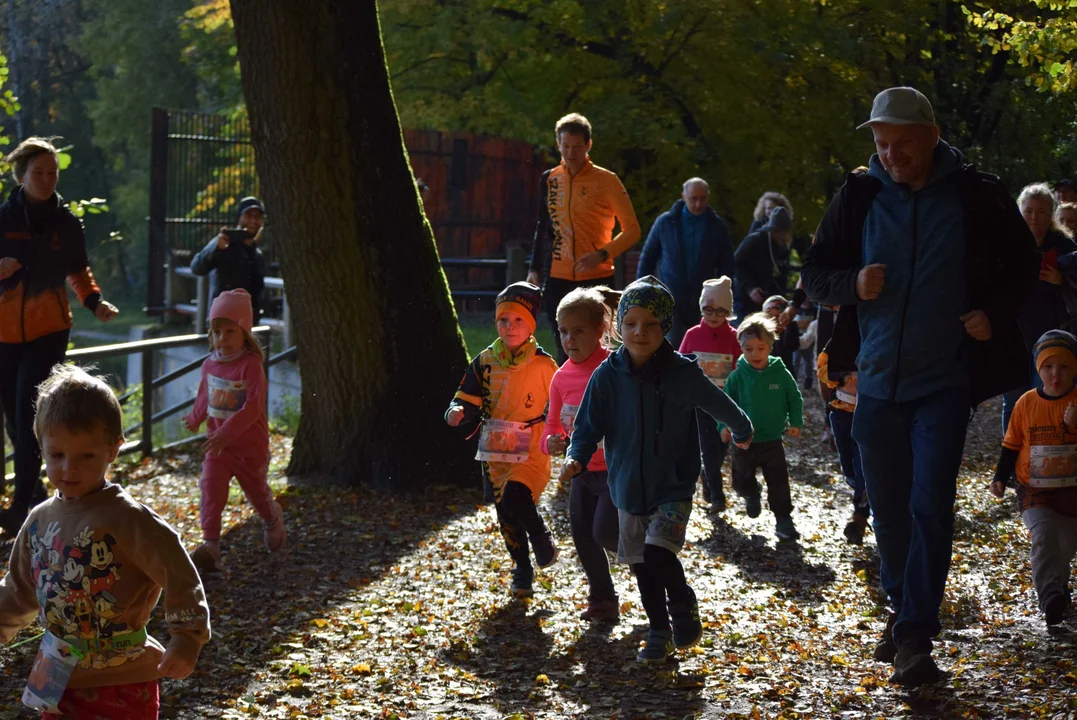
[0,138,118,536]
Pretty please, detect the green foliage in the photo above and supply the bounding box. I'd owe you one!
[966,1,1077,92]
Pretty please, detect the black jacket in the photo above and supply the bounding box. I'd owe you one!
[190,235,266,318]
[734,230,790,316]
[801,165,1038,407]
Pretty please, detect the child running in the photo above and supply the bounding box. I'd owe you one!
[0,365,209,719]
[183,289,285,573]
[990,330,1077,626]
[678,277,740,512]
[543,286,621,621]
[818,349,870,544]
[720,312,804,540]
[560,276,753,663]
[446,282,560,598]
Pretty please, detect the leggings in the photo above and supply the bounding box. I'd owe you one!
[569,470,618,601]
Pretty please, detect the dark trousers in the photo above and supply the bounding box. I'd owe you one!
[632,544,692,631]
[696,409,729,501]
[830,409,869,517]
[543,274,616,364]
[0,330,69,511]
[730,439,792,518]
[570,470,618,601]
[852,387,970,646]
[494,480,551,573]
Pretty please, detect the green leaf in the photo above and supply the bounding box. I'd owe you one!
[56,152,72,171]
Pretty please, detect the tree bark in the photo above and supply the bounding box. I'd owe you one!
[229,0,476,490]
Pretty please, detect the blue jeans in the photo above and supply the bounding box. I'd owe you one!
[830,408,869,517]
[852,387,970,646]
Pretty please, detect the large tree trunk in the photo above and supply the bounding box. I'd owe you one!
[229,0,476,490]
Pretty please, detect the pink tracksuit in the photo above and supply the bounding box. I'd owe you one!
[188,350,274,540]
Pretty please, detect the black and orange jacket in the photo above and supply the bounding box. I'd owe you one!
[529,159,641,282]
[0,187,101,344]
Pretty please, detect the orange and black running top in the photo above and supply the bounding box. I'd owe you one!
[529,159,641,282]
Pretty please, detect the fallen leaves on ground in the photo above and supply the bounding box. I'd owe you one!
[1,403,1076,719]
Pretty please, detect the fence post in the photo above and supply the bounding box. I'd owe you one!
[281,290,294,349]
[147,108,169,315]
[141,348,154,457]
[505,244,525,285]
[195,276,208,334]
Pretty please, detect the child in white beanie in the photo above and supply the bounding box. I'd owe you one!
[679,277,739,511]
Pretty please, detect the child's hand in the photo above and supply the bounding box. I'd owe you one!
[786,427,801,439]
[720,428,731,443]
[559,460,583,484]
[547,434,567,456]
[446,406,465,427]
[1066,405,1077,428]
[203,432,227,457]
[183,413,200,433]
[158,645,196,679]
[989,480,1006,499]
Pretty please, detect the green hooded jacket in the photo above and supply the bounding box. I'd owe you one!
[719,355,803,443]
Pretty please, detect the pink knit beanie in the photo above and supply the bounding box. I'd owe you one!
[209,289,253,332]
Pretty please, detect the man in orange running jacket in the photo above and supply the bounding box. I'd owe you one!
[527,114,641,362]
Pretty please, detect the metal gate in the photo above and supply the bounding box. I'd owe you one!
[146,107,266,314]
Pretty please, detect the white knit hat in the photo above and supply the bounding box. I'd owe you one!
[700,276,733,314]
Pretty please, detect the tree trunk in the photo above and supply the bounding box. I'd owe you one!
[229,0,476,490]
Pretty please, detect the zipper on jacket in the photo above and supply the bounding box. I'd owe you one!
[654,379,663,457]
[637,379,646,511]
[890,194,919,401]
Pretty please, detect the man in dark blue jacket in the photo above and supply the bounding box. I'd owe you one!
[637,178,735,347]
[802,87,1038,687]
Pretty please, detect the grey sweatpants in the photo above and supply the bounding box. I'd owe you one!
[1022,506,1077,612]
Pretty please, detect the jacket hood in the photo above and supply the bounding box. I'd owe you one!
[868,139,964,190]
[735,354,786,374]
[608,341,694,381]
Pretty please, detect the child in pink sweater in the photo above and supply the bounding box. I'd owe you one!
[183,289,285,572]
[679,277,741,511]
[543,286,621,622]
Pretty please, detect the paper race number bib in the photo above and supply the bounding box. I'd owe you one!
[559,404,603,451]
[207,374,248,420]
[695,353,734,389]
[22,631,83,713]
[1029,444,1077,488]
[476,419,531,463]
[836,389,858,407]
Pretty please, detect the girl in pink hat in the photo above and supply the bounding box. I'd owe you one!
[183,289,285,572]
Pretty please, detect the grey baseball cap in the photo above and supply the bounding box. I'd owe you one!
[857,87,936,129]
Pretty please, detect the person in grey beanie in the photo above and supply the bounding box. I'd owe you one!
[191,196,267,320]
[734,206,794,318]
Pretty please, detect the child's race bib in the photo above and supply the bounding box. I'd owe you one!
[1029,444,1077,488]
[207,374,248,419]
[835,389,857,406]
[559,404,603,451]
[476,419,531,463]
[695,353,734,388]
[22,631,83,713]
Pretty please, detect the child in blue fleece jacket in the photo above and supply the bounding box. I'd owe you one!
[560,276,753,664]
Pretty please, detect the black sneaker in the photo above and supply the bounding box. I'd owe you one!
[510,565,534,598]
[532,532,559,569]
[669,588,704,649]
[744,495,762,519]
[889,637,938,687]
[873,612,898,663]
[709,491,727,514]
[636,628,674,663]
[1045,594,1070,626]
[843,514,868,545]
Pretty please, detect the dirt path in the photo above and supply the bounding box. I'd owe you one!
[2,400,1075,719]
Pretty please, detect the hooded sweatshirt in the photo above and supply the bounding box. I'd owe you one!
[679,319,741,388]
[858,141,968,402]
[567,342,753,514]
[719,355,803,443]
[542,345,610,471]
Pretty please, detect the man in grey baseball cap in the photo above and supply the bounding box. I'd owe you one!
[801,88,1038,686]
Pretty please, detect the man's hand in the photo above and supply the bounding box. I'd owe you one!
[158,645,196,679]
[547,435,567,456]
[720,427,731,443]
[1040,266,1063,285]
[216,227,230,250]
[856,264,887,300]
[526,271,541,286]
[960,310,992,341]
[94,301,119,323]
[0,257,21,280]
[780,304,798,327]
[446,406,465,427]
[559,459,583,485]
[749,287,766,304]
[786,427,801,439]
[574,251,606,274]
[989,480,1006,499]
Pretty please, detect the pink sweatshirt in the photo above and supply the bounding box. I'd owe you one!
[542,346,609,472]
[679,320,741,388]
[187,350,269,461]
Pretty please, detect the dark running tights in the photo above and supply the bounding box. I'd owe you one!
[632,544,691,630]
[494,480,550,570]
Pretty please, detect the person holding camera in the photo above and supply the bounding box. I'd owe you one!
[191,196,267,320]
